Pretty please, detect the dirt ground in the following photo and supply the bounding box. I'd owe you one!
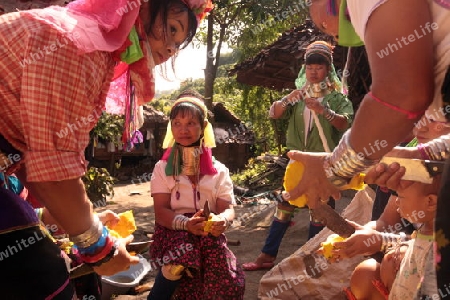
[96,182,352,300]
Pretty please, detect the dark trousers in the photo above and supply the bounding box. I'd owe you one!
[147,271,179,300]
[261,198,335,257]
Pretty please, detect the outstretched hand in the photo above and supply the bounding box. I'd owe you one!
[286,151,341,209]
[97,210,120,228]
[332,220,381,259]
[364,162,414,191]
[93,235,140,276]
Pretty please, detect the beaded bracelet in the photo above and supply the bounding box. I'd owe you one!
[380,232,392,253]
[324,107,336,122]
[280,96,290,107]
[87,243,118,267]
[81,239,119,267]
[219,214,232,230]
[78,226,109,255]
[81,237,114,263]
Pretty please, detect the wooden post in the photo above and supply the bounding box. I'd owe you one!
[109,153,115,177]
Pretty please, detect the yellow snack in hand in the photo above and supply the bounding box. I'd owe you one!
[321,234,346,259]
[203,214,222,233]
[108,210,137,238]
[109,229,121,239]
[340,173,366,191]
[283,161,307,208]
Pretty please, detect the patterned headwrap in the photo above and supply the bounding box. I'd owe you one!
[163,97,216,148]
[295,40,346,94]
[181,0,214,25]
[304,41,333,65]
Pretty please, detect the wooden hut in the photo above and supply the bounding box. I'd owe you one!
[211,102,255,172]
[140,105,169,161]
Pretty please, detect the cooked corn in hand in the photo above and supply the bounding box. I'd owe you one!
[108,210,137,238]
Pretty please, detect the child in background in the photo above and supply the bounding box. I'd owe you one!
[382,177,438,299]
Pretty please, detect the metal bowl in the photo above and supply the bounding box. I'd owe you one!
[126,240,153,254]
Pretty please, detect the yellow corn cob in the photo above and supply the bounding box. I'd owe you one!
[283,161,307,207]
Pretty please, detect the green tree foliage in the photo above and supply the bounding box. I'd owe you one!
[155,78,205,102]
[82,167,116,206]
[201,0,307,107]
[223,1,311,154]
[232,1,308,60]
[147,98,172,116]
[90,112,124,146]
[215,78,288,154]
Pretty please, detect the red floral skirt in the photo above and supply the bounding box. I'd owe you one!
[150,222,245,299]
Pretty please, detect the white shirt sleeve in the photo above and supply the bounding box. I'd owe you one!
[214,162,236,205]
[347,0,389,42]
[150,161,173,195]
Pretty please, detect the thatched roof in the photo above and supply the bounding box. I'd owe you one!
[212,102,254,144]
[212,102,240,124]
[228,20,348,91]
[141,105,168,128]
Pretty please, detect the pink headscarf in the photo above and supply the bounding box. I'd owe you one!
[23,0,139,53]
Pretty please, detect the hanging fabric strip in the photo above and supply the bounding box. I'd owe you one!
[122,75,132,151]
